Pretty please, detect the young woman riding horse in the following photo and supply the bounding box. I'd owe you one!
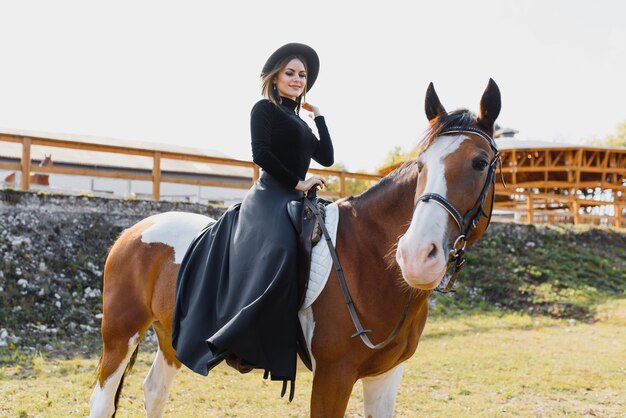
[172,42,334,391]
[90,78,501,418]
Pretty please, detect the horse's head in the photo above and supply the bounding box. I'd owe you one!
[396,79,501,291]
[40,153,53,167]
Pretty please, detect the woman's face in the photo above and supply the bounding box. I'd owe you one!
[273,58,307,100]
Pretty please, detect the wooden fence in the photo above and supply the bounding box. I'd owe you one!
[0,133,382,200]
[2,133,624,227]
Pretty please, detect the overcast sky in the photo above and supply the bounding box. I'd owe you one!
[1,0,624,172]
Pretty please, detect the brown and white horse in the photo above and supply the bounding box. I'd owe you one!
[4,153,53,186]
[90,80,501,418]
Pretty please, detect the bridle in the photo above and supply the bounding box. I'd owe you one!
[301,126,502,350]
[414,126,503,293]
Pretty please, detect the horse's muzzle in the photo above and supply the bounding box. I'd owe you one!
[395,237,447,290]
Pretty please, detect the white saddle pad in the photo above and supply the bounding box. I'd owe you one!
[301,202,339,309]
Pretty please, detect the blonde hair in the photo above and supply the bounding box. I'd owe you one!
[260,55,308,111]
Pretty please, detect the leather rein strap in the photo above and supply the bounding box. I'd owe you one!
[303,197,414,350]
[415,126,503,293]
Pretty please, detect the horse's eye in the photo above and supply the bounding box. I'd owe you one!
[472,158,489,171]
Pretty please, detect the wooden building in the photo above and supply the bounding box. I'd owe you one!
[379,129,626,228]
[495,129,625,227]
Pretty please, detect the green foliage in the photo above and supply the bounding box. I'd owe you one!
[588,119,626,147]
[1,186,20,192]
[324,162,374,197]
[604,120,626,147]
[431,223,626,319]
[378,146,418,171]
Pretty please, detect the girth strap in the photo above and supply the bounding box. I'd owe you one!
[303,197,414,350]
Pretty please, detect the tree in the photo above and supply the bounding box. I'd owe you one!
[589,120,626,148]
[604,120,626,147]
[376,146,418,175]
[323,162,373,197]
[381,146,409,167]
[321,144,420,198]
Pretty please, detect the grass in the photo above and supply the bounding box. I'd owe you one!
[1,299,625,417]
[430,223,626,319]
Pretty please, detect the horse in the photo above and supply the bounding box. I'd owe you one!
[89,79,502,418]
[3,153,53,186]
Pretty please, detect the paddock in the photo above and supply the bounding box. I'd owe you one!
[1,304,624,417]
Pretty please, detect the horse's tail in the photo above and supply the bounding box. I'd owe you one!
[111,344,140,417]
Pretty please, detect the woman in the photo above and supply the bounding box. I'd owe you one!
[172,43,334,390]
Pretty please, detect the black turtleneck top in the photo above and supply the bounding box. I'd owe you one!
[250,97,334,188]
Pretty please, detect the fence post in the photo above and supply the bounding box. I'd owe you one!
[252,165,259,183]
[572,199,580,225]
[339,173,346,198]
[152,151,161,201]
[614,203,622,228]
[20,136,32,190]
[526,195,533,223]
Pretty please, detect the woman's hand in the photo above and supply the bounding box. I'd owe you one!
[295,176,327,192]
[302,102,321,118]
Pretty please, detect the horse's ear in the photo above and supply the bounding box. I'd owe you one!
[425,82,446,123]
[477,78,501,132]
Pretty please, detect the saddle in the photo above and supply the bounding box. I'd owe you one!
[287,187,330,306]
[287,187,331,372]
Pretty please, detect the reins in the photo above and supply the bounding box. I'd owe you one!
[303,198,414,350]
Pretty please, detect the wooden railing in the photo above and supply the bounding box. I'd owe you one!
[0,133,382,200]
[494,189,625,228]
[2,132,624,227]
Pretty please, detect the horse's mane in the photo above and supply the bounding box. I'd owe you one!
[347,108,478,204]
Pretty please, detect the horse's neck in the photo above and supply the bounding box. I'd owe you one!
[347,166,418,245]
[336,165,427,331]
[338,166,418,275]
[31,174,50,186]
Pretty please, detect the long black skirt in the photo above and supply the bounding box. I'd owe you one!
[171,171,303,381]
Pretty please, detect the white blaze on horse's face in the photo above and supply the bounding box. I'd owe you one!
[396,134,468,290]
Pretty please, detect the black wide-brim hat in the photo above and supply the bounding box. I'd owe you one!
[261,43,320,92]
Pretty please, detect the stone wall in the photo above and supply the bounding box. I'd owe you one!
[0,189,225,358]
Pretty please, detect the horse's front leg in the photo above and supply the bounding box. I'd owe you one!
[362,363,404,418]
[310,363,357,418]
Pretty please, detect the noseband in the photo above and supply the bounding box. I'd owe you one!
[414,126,502,293]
